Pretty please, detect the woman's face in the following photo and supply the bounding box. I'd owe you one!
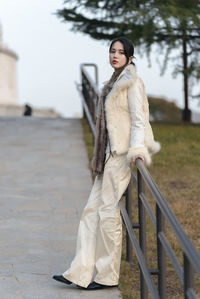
[109,41,127,71]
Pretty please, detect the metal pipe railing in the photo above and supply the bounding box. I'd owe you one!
[136,159,200,277]
[78,63,200,298]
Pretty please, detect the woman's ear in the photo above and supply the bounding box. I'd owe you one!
[128,56,133,64]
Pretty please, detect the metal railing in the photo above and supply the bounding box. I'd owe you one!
[77,63,200,298]
[76,63,99,138]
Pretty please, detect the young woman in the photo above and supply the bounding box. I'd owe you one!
[53,37,160,290]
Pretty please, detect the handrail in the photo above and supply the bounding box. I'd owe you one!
[81,63,99,87]
[78,63,200,298]
[75,82,96,137]
[136,159,200,276]
[78,64,99,137]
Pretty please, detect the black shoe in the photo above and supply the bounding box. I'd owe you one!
[86,281,118,290]
[52,275,72,285]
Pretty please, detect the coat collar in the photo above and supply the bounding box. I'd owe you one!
[115,63,137,86]
[104,64,137,105]
[103,64,137,86]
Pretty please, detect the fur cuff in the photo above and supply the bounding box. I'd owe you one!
[148,141,161,155]
[127,146,151,166]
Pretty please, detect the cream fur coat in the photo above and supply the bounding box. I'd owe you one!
[104,64,160,165]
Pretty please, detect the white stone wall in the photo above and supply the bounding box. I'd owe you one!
[0,50,18,104]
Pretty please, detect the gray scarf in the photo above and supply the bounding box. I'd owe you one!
[92,71,121,175]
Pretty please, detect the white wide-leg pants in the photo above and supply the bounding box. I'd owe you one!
[63,153,131,288]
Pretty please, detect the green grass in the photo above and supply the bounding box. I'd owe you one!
[81,118,200,298]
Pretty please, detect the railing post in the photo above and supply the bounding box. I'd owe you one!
[81,71,86,120]
[156,204,166,298]
[137,168,148,299]
[184,253,194,299]
[126,181,133,263]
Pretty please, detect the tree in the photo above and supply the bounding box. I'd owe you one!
[57,0,200,122]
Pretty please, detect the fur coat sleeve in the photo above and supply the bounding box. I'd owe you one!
[127,77,153,165]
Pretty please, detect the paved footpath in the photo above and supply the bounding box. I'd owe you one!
[0,117,122,299]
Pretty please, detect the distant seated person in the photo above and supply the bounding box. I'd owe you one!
[24,104,32,116]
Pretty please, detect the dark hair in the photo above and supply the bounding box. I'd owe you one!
[109,37,135,65]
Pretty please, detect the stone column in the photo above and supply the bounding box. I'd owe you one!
[0,22,19,105]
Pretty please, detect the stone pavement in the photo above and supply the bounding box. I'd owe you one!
[0,117,122,299]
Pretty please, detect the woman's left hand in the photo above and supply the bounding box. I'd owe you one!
[132,155,145,165]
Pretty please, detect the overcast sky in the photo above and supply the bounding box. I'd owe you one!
[0,0,199,117]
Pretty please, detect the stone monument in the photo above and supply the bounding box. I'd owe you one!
[0,22,18,105]
[0,21,60,117]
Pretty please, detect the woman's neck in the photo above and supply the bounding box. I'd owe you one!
[114,64,127,75]
[114,68,124,75]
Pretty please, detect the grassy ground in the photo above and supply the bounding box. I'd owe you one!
[81,119,200,298]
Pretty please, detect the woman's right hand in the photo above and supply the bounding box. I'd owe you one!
[132,155,145,165]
